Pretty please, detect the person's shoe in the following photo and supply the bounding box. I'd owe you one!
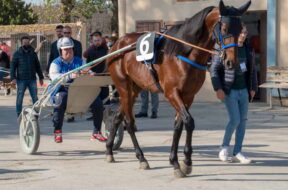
[219,147,229,162]
[150,112,157,119]
[86,116,93,121]
[135,112,148,118]
[54,130,63,143]
[90,132,107,142]
[67,116,75,123]
[232,152,252,164]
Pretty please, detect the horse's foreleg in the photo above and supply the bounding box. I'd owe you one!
[180,107,194,175]
[106,111,124,162]
[169,116,184,177]
[166,90,191,178]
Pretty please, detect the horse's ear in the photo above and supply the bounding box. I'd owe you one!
[219,0,226,15]
[238,0,251,15]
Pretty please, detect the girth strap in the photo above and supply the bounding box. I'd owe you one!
[176,55,207,71]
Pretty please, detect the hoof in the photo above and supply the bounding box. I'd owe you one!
[180,161,192,175]
[139,161,150,170]
[174,169,186,178]
[106,155,115,163]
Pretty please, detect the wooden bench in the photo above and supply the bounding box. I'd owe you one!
[259,66,288,107]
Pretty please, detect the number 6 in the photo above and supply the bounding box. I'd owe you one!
[139,33,151,56]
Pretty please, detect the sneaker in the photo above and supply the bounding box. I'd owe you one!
[219,147,229,162]
[54,130,63,143]
[90,132,107,142]
[150,112,157,119]
[232,152,252,164]
[135,112,148,118]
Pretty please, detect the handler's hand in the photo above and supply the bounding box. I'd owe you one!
[250,90,255,102]
[71,73,80,79]
[216,89,225,100]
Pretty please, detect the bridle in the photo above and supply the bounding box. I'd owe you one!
[213,15,242,60]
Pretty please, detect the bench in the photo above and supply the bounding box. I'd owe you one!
[259,66,288,107]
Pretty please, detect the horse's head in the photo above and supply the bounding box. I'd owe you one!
[215,0,251,69]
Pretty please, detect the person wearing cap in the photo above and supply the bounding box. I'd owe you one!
[49,37,107,143]
[10,36,44,117]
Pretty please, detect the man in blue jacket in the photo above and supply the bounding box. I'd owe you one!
[49,37,106,143]
[10,36,44,117]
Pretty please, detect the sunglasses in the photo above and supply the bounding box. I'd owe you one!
[64,32,71,34]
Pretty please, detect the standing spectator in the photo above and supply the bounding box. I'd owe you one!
[46,25,64,73]
[0,41,11,58]
[63,25,82,58]
[135,91,159,119]
[83,31,109,120]
[10,36,44,117]
[0,48,10,78]
[210,25,257,164]
[83,31,108,73]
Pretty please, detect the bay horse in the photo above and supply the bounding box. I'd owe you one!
[106,0,251,178]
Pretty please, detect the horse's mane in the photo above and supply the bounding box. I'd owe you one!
[163,6,215,56]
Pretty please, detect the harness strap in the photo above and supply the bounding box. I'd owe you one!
[176,55,207,71]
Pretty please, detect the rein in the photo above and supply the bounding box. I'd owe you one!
[154,31,217,55]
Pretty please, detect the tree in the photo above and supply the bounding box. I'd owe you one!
[60,0,76,22]
[32,0,62,24]
[110,0,118,34]
[61,0,108,21]
[0,0,38,25]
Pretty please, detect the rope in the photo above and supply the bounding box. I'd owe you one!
[154,31,217,55]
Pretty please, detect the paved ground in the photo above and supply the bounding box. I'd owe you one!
[0,94,287,190]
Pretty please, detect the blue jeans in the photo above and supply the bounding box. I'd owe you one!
[223,89,249,155]
[16,80,38,116]
[140,90,159,114]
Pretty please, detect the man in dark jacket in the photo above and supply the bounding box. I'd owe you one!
[63,25,82,58]
[10,36,44,116]
[83,31,108,73]
[83,31,108,120]
[46,25,64,73]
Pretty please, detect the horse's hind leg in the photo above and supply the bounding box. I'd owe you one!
[124,87,150,169]
[106,108,124,162]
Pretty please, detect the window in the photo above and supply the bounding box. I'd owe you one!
[136,21,162,32]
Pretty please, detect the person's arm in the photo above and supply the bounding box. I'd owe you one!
[47,42,55,73]
[10,52,18,81]
[209,54,226,100]
[34,53,44,80]
[49,62,63,81]
[210,54,224,91]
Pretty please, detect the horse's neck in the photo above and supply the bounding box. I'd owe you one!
[189,9,220,63]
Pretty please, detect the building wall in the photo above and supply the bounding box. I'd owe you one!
[278,1,288,68]
[119,0,267,36]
